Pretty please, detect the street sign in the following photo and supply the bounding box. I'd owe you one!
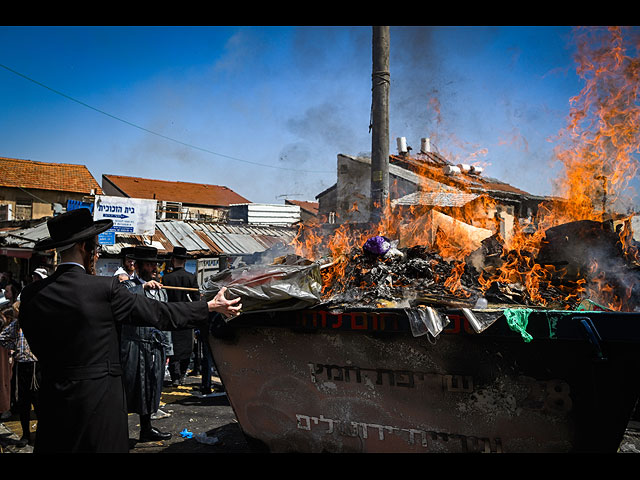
[98,230,116,245]
[93,195,157,236]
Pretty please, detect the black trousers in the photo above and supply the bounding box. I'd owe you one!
[168,357,190,381]
[16,361,40,435]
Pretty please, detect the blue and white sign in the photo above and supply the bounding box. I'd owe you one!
[93,195,157,236]
[98,230,116,245]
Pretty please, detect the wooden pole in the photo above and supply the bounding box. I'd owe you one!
[160,285,200,292]
[370,26,390,224]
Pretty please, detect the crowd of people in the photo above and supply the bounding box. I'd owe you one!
[0,208,241,452]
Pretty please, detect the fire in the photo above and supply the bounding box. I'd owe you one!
[290,26,640,311]
[552,26,640,222]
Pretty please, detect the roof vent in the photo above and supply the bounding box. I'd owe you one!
[396,137,408,155]
[443,165,461,175]
[420,137,431,153]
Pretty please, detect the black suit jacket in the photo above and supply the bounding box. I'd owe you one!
[162,267,200,360]
[19,263,209,453]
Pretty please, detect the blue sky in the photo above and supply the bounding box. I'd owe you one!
[1,26,638,209]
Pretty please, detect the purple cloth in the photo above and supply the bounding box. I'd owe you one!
[363,236,391,255]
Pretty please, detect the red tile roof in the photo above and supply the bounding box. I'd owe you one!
[0,157,102,194]
[285,199,319,216]
[102,174,250,207]
[390,154,537,198]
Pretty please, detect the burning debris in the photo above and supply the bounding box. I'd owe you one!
[294,216,640,313]
[202,216,640,319]
[320,240,481,308]
[203,27,640,320]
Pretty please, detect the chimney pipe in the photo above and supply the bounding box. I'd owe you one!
[420,137,431,154]
[370,26,390,224]
[397,137,408,155]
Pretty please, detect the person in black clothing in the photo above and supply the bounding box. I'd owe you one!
[163,246,198,387]
[18,208,241,453]
[120,246,175,442]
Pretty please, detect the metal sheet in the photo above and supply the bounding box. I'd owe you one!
[156,221,210,251]
[100,221,296,257]
[0,220,50,249]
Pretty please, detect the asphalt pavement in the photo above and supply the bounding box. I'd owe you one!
[0,373,252,454]
[3,373,640,453]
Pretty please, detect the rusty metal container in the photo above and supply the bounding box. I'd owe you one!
[208,307,640,453]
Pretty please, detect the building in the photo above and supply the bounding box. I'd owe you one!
[285,199,319,223]
[101,174,251,223]
[0,157,103,283]
[315,143,552,241]
[0,156,102,221]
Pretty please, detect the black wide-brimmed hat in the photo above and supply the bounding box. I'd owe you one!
[171,246,190,259]
[128,245,162,263]
[34,208,113,251]
[121,246,135,259]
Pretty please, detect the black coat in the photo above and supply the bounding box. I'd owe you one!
[120,278,171,416]
[19,264,209,453]
[162,267,200,360]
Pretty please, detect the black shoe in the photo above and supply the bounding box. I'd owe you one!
[16,434,29,448]
[139,427,172,442]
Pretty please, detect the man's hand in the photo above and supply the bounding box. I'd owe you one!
[208,287,242,318]
[143,280,163,290]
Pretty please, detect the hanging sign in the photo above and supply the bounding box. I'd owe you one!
[93,195,157,236]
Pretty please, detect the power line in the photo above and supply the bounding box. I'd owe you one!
[0,63,334,174]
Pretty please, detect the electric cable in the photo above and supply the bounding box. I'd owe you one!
[0,63,334,174]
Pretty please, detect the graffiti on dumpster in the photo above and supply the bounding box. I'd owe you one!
[295,413,502,453]
[294,310,486,335]
[308,362,474,392]
[296,310,401,332]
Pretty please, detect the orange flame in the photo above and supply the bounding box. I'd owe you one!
[291,27,639,310]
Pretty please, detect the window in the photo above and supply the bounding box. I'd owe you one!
[15,199,32,220]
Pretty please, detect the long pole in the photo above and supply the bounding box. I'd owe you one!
[161,285,200,292]
[370,26,390,224]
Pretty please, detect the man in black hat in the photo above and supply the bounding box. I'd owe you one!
[120,245,175,442]
[121,246,136,280]
[18,208,241,453]
[162,246,198,387]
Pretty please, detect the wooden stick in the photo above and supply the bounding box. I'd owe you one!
[160,285,200,292]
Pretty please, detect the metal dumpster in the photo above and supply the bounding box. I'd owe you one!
[207,307,640,453]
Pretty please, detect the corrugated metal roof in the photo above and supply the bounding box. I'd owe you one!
[102,221,297,257]
[197,222,296,255]
[157,221,211,251]
[2,218,297,257]
[0,220,51,249]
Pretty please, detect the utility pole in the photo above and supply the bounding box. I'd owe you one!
[370,26,390,224]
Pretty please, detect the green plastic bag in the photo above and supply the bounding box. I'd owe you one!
[504,308,534,343]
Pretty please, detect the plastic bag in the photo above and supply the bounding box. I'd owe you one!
[504,308,534,343]
[201,263,323,316]
[194,432,220,445]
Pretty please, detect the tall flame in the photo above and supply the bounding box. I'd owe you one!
[291,27,640,310]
